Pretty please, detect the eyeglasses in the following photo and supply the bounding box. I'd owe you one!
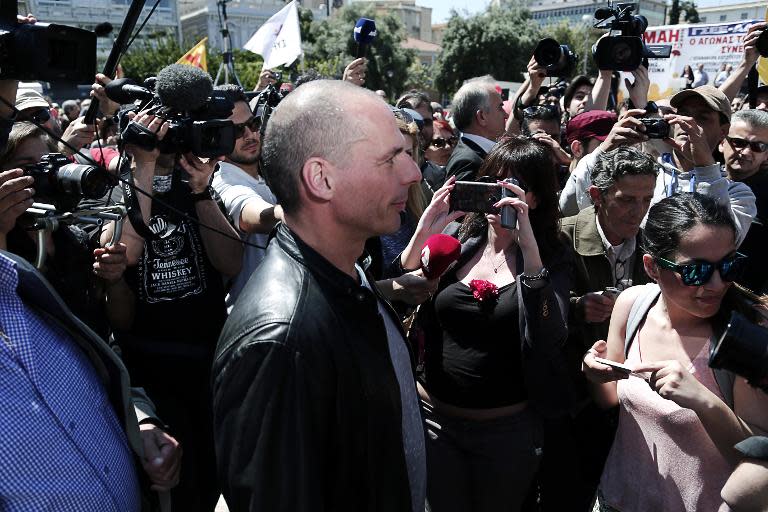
[523,105,560,120]
[655,253,746,286]
[726,136,768,153]
[233,117,261,139]
[430,136,457,149]
[20,108,51,125]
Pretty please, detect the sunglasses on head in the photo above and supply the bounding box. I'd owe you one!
[20,108,51,125]
[655,253,746,286]
[233,117,261,138]
[726,136,768,153]
[430,136,457,149]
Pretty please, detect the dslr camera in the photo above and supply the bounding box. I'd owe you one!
[591,1,671,72]
[534,38,578,78]
[0,3,95,82]
[24,153,113,211]
[710,310,768,394]
[639,118,670,139]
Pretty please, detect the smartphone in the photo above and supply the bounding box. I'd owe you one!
[603,287,621,300]
[500,178,518,230]
[594,357,632,374]
[449,181,501,214]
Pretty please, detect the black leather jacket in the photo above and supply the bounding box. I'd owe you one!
[212,224,415,512]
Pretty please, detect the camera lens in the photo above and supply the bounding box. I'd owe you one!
[757,29,768,58]
[534,38,563,67]
[57,164,111,199]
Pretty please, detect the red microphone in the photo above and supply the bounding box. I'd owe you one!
[420,234,461,280]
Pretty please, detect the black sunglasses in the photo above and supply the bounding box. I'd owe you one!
[430,136,457,149]
[726,136,768,153]
[20,108,51,125]
[655,253,746,286]
[523,104,560,120]
[233,117,261,139]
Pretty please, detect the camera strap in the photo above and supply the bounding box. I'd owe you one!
[120,159,160,240]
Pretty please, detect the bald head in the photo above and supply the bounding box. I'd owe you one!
[262,80,386,214]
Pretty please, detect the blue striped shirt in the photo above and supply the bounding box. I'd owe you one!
[0,252,140,511]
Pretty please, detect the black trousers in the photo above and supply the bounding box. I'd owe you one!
[423,401,543,512]
[122,343,220,512]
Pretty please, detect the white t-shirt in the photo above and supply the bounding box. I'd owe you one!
[211,161,277,310]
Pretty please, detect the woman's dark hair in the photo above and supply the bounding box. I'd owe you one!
[642,192,736,260]
[458,136,562,260]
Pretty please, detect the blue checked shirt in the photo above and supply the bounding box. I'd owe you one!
[0,252,141,511]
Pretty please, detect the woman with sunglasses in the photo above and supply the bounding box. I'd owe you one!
[401,136,572,511]
[583,192,768,511]
[425,120,457,167]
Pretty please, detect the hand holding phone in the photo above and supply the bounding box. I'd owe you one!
[594,357,649,382]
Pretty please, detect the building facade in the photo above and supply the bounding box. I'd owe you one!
[698,1,767,24]
[493,0,667,28]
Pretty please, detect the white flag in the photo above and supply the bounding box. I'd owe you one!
[244,0,302,69]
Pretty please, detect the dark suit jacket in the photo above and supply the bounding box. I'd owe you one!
[444,136,487,182]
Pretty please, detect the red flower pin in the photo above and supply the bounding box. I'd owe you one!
[469,279,499,303]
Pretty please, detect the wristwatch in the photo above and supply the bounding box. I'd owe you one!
[190,185,214,203]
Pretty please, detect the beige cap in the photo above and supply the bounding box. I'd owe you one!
[670,85,731,121]
[15,89,50,112]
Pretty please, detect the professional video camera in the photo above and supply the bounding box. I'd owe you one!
[24,153,113,212]
[0,3,95,82]
[591,1,671,72]
[534,38,578,78]
[109,64,236,158]
[710,310,768,393]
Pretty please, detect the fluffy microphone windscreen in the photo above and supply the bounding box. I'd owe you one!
[156,64,213,112]
[353,18,377,45]
[421,234,461,280]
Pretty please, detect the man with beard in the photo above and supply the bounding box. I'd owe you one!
[212,85,282,309]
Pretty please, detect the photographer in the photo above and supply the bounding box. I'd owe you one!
[0,122,128,338]
[102,107,241,511]
[560,86,757,247]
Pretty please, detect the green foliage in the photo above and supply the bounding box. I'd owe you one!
[669,0,681,25]
[434,6,542,96]
[402,60,434,98]
[304,4,415,99]
[681,1,700,24]
[119,32,267,90]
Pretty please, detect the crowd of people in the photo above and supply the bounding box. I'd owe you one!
[2,10,768,512]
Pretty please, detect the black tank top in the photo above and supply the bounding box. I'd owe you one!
[422,278,527,408]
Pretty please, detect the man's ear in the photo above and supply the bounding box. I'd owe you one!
[571,140,583,159]
[300,157,334,202]
[718,122,730,146]
[475,108,487,127]
[588,185,601,206]
[643,254,659,282]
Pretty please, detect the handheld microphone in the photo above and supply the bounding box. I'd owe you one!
[420,234,461,280]
[353,18,377,59]
[104,78,153,104]
[156,64,213,112]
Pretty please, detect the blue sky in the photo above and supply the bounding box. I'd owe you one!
[416,0,492,24]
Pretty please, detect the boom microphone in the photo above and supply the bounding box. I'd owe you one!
[420,234,461,280]
[156,64,213,112]
[104,78,153,104]
[353,18,377,59]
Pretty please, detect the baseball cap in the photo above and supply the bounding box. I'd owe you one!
[15,89,50,112]
[566,110,617,144]
[670,85,732,121]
